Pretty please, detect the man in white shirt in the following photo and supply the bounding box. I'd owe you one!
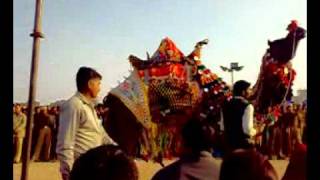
[222,80,257,152]
[56,67,117,180]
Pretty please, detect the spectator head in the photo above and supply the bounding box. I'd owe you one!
[48,106,58,114]
[76,67,102,98]
[181,118,215,155]
[232,80,251,98]
[14,104,22,114]
[22,106,28,113]
[70,145,138,180]
[286,104,294,113]
[40,106,48,115]
[220,149,278,180]
[53,106,59,114]
[35,106,41,114]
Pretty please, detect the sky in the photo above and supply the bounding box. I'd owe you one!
[14,0,307,105]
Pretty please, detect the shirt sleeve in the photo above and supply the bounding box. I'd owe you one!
[56,102,80,176]
[242,104,256,137]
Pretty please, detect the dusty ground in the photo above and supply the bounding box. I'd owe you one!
[13,159,288,180]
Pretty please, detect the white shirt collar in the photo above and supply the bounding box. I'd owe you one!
[76,92,95,108]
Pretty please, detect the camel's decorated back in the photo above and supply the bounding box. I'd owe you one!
[103,38,231,162]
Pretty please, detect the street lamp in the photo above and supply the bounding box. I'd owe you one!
[220,62,244,85]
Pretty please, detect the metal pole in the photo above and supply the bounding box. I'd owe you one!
[21,0,44,180]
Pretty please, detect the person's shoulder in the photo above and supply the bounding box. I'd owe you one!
[61,95,82,111]
[246,103,254,109]
[230,96,249,104]
[151,161,181,180]
[60,95,82,113]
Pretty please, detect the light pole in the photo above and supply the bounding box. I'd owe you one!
[220,62,244,86]
[21,0,44,180]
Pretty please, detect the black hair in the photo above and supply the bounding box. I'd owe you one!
[70,145,138,180]
[95,103,104,109]
[232,80,251,96]
[182,118,215,154]
[76,67,102,93]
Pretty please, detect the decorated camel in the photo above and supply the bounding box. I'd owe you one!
[102,21,306,163]
[251,20,306,114]
[103,38,231,163]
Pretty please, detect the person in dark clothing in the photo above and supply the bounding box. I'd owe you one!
[280,105,295,159]
[31,106,42,157]
[222,80,257,152]
[49,106,59,161]
[31,106,55,161]
[152,118,220,180]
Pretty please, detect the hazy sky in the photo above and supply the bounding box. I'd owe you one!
[14,0,306,105]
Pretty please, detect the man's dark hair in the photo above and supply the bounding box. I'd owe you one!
[76,67,102,92]
[182,118,215,154]
[232,80,251,96]
[220,149,278,180]
[95,103,104,109]
[70,145,138,180]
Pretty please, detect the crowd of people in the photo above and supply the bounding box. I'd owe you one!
[12,103,108,164]
[254,102,307,160]
[13,67,306,180]
[13,104,59,163]
[13,101,306,164]
[70,118,306,180]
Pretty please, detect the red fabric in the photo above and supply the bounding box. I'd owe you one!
[264,62,296,87]
[138,63,187,80]
[287,20,298,32]
[273,106,281,119]
[295,143,307,153]
[156,37,184,62]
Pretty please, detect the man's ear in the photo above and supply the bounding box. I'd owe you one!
[86,80,93,91]
[88,79,94,87]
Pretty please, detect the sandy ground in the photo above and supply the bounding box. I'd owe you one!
[13,159,288,180]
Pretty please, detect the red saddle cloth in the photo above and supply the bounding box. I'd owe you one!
[138,62,187,81]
